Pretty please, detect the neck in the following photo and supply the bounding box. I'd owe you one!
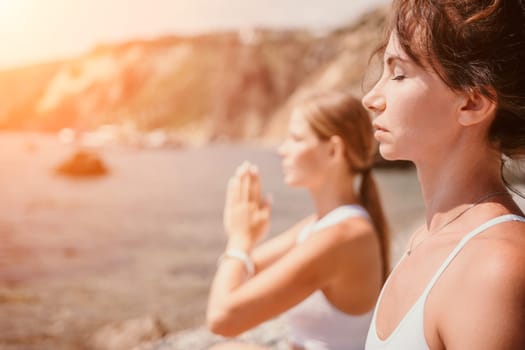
[308,170,359,219]
[414,141,506,231]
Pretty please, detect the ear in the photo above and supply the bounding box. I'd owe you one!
[327,135,345,160]
[457,89,497,126]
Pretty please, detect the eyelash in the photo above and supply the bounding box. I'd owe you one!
[392,74,405,81]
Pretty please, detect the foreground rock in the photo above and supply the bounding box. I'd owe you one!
[136,317,289,350]
[90,316,168,350]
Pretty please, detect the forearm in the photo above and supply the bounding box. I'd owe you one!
[206,239,256,336]
[208,258,248,309]
[207,230,289,326]
[206,225,337,337]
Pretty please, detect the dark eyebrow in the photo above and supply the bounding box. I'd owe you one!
[384,53,410,66]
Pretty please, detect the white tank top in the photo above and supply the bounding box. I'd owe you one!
[365,214,525,350]
[284,205,374,350]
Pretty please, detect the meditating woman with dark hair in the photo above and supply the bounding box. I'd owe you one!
[362,1,525,349]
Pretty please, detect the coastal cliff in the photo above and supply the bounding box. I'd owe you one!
[0,7,387,145]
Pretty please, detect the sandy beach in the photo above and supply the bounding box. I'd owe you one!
[0,132,522,350]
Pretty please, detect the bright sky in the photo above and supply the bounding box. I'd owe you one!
[0,0,390,70]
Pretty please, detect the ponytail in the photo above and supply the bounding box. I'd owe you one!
[360,168,390,281]
[297,90,391,281]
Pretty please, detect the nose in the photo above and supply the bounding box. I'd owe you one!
[362,85,386,115]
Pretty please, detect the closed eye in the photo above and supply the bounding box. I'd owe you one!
[392,74,406,81]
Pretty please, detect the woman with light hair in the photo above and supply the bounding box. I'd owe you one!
[207,91,390,350]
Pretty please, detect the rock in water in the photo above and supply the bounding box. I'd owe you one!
[55,149,108,177]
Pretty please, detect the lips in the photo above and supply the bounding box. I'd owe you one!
[373,122,388,132]
[373,123,389,140]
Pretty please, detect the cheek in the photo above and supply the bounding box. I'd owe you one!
[283,146,319,185]
[387,86,459,158]
[289,145,324,172]
[387,82,449,129]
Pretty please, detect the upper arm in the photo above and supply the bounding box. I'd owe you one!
[209,222,361,336]
[439,246,525,349]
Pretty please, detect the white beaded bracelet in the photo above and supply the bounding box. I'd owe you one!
[218,249,255,277]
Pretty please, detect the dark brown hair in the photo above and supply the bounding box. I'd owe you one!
[381,0,525,158]
[298,91,391,279]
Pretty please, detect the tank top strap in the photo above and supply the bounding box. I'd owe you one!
[313,205,370,231]
[421,214,525,297]
[297,205,370,244]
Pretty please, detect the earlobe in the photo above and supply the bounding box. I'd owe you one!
[458,90,496,126]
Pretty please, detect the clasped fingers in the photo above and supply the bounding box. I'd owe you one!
[223,162,271,243]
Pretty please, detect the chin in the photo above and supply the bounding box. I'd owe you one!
[283,175,302,188]
[284,178,299,187]
[379,146,414,164]
[379,144,402,161]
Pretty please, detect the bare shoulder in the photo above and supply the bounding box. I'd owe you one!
[452,218,525,313]
[302,216,379,265]
[323,215,377,243]
[440,219,525,348]
[467,218,525,284]
[474,217,525,262]
[295,214,377,255]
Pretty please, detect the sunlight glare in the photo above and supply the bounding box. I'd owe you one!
[0,0,26,25]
